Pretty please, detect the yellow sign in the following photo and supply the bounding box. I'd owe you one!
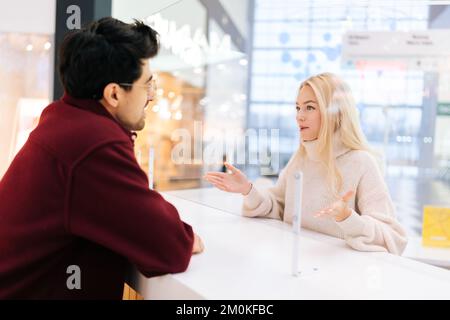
[422,206,450,248]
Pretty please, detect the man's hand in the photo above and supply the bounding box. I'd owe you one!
[192,233,205,254]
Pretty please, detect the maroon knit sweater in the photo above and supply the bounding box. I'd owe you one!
[0,95,194,300]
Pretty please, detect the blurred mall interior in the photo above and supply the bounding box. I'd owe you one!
[1,0,450,238]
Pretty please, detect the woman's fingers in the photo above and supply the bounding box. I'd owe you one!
[206,176,225,185]
[224,162,239,174]
[205,172,227,178]
[211,182,228,191]
[314,206,335,218]
[204,174,223,181]
[205,164,243,179]
[204,176,226,189]
[314,192,354,220]
[342,190,355,202]
[314,209,327,218]
[205,177,231,191]
[205,175,234,192]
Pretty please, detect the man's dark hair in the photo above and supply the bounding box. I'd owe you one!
[59,17,159,100]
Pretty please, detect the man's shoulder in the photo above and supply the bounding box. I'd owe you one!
[29,100,131,165]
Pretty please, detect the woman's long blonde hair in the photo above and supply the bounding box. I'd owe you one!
[299,73,373,196]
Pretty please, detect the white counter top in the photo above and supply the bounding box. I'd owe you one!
[166,188,450,269]
[130,188,450,300]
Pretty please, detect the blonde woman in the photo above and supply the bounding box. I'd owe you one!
[204,73,408,255]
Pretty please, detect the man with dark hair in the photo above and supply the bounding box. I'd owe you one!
[0,17,203,300]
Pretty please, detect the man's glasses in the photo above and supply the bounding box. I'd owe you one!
[119,78,157,99]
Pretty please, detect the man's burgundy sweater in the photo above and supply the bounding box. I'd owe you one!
[0,95,194,299]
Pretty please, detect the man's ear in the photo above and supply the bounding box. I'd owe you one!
[102,83,120,108]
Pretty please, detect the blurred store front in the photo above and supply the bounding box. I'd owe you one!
[112,0,249,190]
[0,0,55,178]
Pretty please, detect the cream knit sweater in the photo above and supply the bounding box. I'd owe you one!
[242,136,408,255]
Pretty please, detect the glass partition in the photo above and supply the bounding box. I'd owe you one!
[111,0,450,239]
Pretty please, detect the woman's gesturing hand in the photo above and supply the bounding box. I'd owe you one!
[203,162,252,195]
[314,190,355,222]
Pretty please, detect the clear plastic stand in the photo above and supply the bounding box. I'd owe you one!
[292,171,303,276]
[148,147,154,190]
[294,264,320,277]
[292,171,320,277]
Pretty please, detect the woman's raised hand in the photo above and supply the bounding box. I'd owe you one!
[203,162,252,195]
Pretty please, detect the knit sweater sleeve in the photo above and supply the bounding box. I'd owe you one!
[337,153,408,255]
[241,167,288,220]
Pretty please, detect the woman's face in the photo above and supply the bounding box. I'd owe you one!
[296,85,322,142]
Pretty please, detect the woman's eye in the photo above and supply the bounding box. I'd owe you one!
[307,105,315,111]
[295,106,300,111]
